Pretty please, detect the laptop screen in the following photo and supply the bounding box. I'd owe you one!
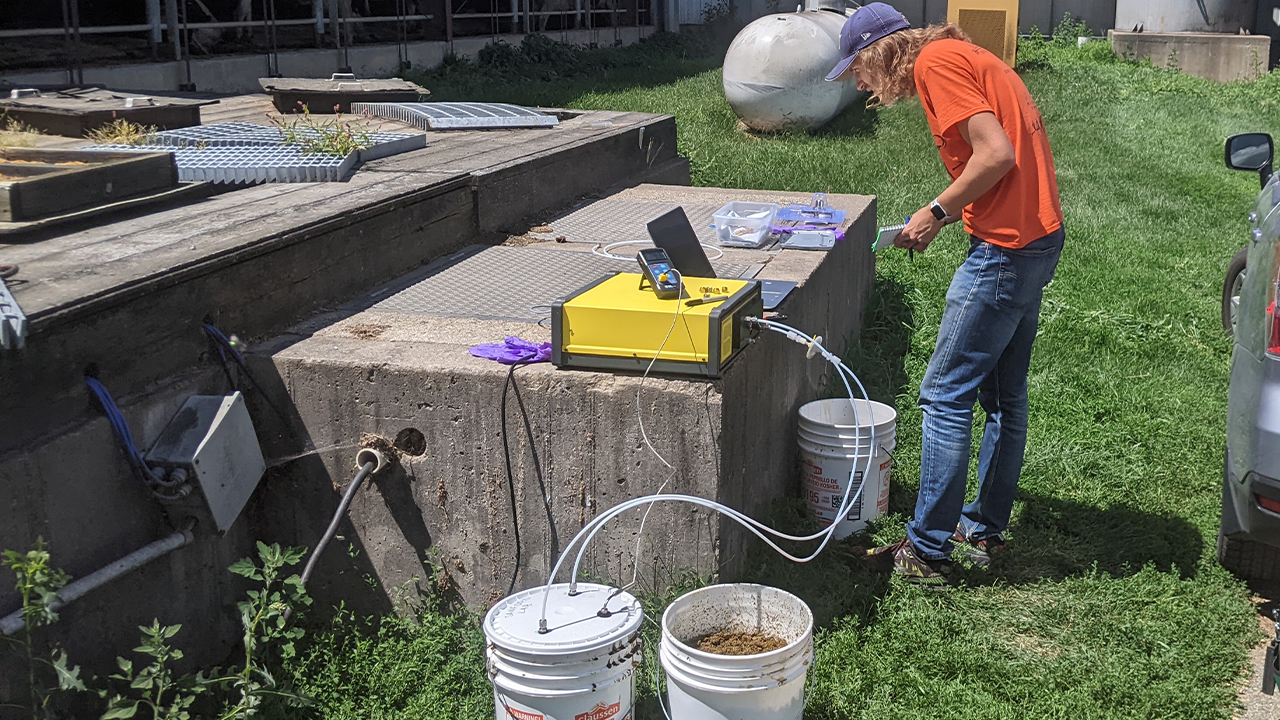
[646,207,717,279]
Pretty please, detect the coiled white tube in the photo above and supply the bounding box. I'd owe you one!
[537,319,877,630]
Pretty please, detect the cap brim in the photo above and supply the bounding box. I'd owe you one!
[825,54,856,82]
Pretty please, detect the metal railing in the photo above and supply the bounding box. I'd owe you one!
[1,0,652,87]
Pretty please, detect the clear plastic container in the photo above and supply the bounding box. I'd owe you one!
[713,201,778,248]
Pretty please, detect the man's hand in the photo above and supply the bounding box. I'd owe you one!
[896,206,945,253]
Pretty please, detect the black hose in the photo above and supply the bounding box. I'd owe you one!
[300,460,376,589]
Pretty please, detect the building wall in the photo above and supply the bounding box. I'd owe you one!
[721,0,1120,34]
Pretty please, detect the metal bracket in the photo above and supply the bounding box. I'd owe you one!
[0,279,27,350]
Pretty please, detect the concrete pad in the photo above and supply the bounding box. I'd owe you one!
[254,184,876,609]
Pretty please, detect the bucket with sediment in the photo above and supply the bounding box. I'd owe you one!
[798,398,897,539]
[659,583,813,720]
[484,582,643,720]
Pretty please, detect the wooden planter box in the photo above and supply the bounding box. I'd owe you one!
[0,148,178,222]
[260,77,429,114]
[0,89,216,138]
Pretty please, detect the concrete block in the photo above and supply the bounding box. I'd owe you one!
[249,185,876,611]
[1109,30,1271,82]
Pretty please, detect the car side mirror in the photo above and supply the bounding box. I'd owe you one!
[1226,133,1274,187]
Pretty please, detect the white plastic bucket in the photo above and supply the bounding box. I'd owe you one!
[660,584,814,720]
[798,398,897,539]
[484,583,644,720]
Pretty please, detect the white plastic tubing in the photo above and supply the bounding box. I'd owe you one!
[538,317,875,627]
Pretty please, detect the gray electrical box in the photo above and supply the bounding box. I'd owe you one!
[144,392,266,533]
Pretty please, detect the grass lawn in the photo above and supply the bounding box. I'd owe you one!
[285,32,1280,719]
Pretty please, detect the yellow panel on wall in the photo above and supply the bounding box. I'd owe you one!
[948,0,1019,67]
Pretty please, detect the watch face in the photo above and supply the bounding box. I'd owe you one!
[930,203,947,221]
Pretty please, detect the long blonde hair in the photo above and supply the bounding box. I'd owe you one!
[858,24,971,106]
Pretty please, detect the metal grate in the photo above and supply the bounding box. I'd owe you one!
[148,122,424,160]
[351,102,559,130]
[84,122,423,183]
[92,144,356,183]
[368,245,757,322]
[528,200,720,246]
[958,8,1009,63]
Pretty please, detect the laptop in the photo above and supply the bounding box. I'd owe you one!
[644,207,796,309]
[646,207,717,279]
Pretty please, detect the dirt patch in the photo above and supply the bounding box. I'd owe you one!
[3,159,87,166]
[696,632,787,656]
[359,432,399,462]
[345,323,390,340]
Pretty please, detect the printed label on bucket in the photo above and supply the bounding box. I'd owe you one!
[575,702,621,720]
[502,705,545,720]
[801,452,891,536]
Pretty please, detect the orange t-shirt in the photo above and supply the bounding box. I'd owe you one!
[914,38,1063,249]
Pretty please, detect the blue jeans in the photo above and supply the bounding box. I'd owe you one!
[906,227,1065,560]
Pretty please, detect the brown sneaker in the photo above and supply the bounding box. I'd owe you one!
[891,539,951,586]
[951,528,1005,567]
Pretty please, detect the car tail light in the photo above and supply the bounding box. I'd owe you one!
[1257,494,1280,514]
[1271,299,1280,357]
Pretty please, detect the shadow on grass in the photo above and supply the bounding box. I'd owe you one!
[408,30,733,107]
[739,488,1204,636]
[842,274,914,405]
[815,98,879,139]
[733,272,1203,630]
[961,492,1204,586]
[423,57,725,107]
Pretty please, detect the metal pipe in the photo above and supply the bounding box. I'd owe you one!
[147,0,163,43]
[313,0,325,39]
[0,524,195,637]
[165,0,181,60]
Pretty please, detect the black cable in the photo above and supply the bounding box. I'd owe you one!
[202,324,293,426]
[500,355,558,594]
[300,460,376,588]
[508,358,558,557]
[500,358,529,595]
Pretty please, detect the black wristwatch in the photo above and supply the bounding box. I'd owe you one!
[929,200,949,222]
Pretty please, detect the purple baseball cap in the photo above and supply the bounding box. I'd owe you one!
[825,2,911,82]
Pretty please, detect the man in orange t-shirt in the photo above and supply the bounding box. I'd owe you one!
[828,4,1065,584]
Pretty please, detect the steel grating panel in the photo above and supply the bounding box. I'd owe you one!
[91,144,355,183]
[528,200,720,246]
[369,245,758,322]
[351,102,559,130]
[148,122,424,160]
[84,122,422,184]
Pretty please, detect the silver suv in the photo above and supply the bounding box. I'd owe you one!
[1219,132,1280,581]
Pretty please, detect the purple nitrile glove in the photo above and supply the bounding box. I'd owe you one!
[469,336,553,365]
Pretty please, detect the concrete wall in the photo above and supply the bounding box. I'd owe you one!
[0,111,682,709]
[1115,0,1255,32]
[876,0,1116,34]
[0,367,257,707]
[1110,30,1270,81]
[243,187,877,610]
[0,26,655,95]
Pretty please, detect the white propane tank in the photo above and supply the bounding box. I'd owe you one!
[722,6,863,132]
